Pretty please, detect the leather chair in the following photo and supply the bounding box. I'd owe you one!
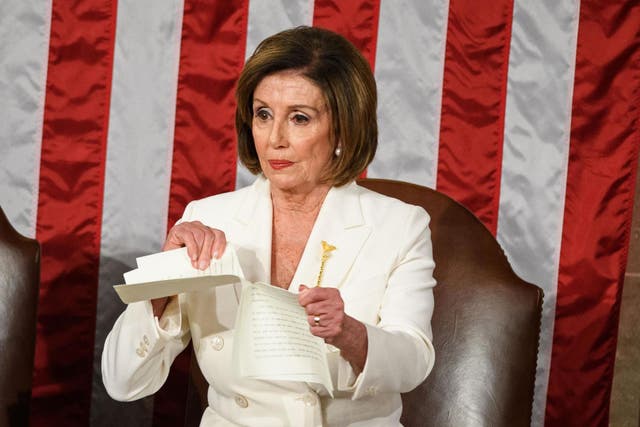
[0,207,40,427]
[183,178,543,427]
[359,179,543,427]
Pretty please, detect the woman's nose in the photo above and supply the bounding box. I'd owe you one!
[268,118,288,148]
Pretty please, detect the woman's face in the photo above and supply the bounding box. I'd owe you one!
[252,70,334,195]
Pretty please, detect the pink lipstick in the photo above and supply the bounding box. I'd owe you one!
[268,160,294,170]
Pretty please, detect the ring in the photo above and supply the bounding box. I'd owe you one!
[313,316,321,326]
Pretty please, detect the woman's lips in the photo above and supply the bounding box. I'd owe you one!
[268,160,294,170]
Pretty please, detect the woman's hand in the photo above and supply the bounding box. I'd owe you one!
[298,285,345,340]
[298,285,368,374]
[151,221,227,318]
[163,220,227,269]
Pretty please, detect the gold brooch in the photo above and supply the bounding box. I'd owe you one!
[316,240,336,287]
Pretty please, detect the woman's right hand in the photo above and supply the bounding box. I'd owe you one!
[163,220,227,269]
[151,221,227,317]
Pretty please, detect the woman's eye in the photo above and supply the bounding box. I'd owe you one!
[255,109,270,121]
[291,114,309,125]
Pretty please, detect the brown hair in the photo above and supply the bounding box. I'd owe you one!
[235,26,377,186]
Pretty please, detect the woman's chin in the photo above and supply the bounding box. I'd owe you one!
[269,178,305,193]
[267,175,320,195]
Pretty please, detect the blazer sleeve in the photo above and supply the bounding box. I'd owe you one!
[338,205,436,400]
[101,203,199,401]
[101,295,190,401]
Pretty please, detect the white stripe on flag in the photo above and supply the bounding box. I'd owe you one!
[497,1,580,425]
[236,0,315,190]
[0,0,51,237]
[369,0,449,188]
[90,1,185,426]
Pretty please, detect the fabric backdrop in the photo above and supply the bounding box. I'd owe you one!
[0,1,638,426]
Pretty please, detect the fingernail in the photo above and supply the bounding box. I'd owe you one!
[213,251,219,259]
[198,260,207,270]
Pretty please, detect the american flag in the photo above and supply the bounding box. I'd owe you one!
[0,1,638,426]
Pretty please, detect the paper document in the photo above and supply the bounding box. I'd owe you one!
[113,246,244,303]
[234,281,333,395]
[112,246,333,393]
[114,275,243,304]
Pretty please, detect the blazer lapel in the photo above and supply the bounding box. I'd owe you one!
[290,182,371,291]
[232,176,273,283]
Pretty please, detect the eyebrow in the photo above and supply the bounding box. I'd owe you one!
[253,98,322,114]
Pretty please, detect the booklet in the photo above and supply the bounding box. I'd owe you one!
[113,246,333,395]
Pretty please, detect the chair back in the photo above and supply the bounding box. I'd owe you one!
[357,178,542,427]
[0,207,40,427]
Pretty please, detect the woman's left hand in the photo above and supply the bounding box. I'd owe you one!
[298,285,368,373]
[298,285,346,343]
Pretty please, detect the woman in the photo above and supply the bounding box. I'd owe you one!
[102,26,436,426]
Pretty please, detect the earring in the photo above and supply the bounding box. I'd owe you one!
[334,146,342,157]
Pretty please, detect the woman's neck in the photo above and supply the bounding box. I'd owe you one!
[270,183,331,215]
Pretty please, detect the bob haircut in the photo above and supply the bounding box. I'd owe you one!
[235,26,378,186]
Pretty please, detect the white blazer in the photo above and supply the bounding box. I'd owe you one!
[102,177,436,426]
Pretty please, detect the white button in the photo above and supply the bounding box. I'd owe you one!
[143,335,150,345]
[366,386,378,396]
[210,336,224,351]
[297,392,317,407]
[136,338,148,357]
[234,394,248,408]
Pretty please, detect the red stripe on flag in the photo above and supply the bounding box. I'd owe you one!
[312,0,381,69]
[546,1,640,425]
[435,0,514,234]
[31,1,117,426]
[313,0,381,179]
[155,2,249,425]
[166,0,249,228]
